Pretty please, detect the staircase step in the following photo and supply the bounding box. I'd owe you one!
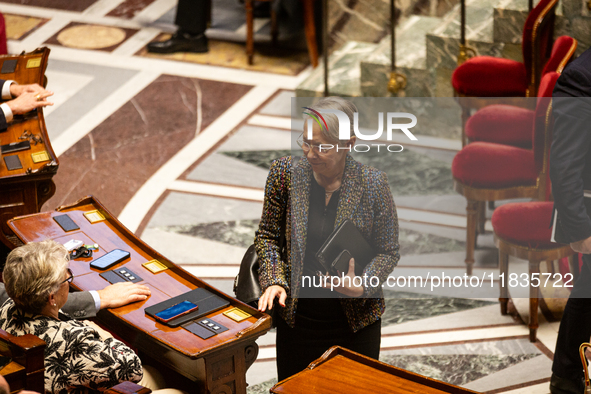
[426,2,506,72]
[296,41,377,97]
[493,0,565,43]
[493,0,586,58]
[360,15,441,97]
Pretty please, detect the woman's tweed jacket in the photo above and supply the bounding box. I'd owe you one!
[255,155,400,332]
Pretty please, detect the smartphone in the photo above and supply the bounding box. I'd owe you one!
[90,249,130,270]
[155,301,199,323]
[331,249,353,275]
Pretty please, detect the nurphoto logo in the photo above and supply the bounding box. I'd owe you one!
[303,107,418,153]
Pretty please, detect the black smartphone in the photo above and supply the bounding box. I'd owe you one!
[155,301,199,323]
[1,140,30,154]
[331,250,353,275]
[90,249,130,270]
[53,214,80,232]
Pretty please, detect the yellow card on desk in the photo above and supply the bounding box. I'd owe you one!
[31,151,50,163]
[83,210,105,223]
[142,260,168,273]
[223,307,251,322]
[26,57,42,68]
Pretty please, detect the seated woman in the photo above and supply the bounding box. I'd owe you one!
[0,240,182,394]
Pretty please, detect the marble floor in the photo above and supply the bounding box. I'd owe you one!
[0,1,568,393]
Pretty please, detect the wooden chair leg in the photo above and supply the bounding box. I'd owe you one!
[245,0,254,65]
[499,247,509,315]
[270,8,278,47]
[477,201,486,235]
[302,0,319,68]
[545,260,555,275]
[465,199,478,276]
[528,259,539,342]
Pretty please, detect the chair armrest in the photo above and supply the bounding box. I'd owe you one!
[104,381,151,394]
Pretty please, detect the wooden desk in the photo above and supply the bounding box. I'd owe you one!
[8,196,272,394]
[271,346,480,394]
[0,47,58,249]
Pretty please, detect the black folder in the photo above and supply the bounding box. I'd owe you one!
[315,220,375,276]
[145,288,229,328]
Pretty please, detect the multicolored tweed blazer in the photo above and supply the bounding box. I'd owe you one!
[255,155,400,332]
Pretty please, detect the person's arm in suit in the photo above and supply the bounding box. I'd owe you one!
[0,79,13,131]
[0,80,53,131]
[550,63,591,252]
[0,282,150,319]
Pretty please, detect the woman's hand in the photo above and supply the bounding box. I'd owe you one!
[258,285,286,312]
[323,258,364,297]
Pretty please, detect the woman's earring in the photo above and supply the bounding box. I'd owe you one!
[52,303,56,307]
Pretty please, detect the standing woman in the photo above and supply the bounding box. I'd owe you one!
[256,97,400,380]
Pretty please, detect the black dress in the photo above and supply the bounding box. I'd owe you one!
[275,176,381,381]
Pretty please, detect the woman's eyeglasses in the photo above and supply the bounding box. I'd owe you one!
[60,268,74,285]
[296,137,335,155]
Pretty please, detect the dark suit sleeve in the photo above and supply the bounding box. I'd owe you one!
[550,67,591,243]
[0,283,96,319]
[0,283,9,306]
[62,291,97,319]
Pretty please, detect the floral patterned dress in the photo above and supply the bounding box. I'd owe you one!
[0,299,143,393]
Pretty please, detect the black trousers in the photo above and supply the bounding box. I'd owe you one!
[553,253,591,379]
[175,0,208,35]
[275,314,381,381]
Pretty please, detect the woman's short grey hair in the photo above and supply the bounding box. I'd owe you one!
[304,97,358,142]
[4,240,69,313]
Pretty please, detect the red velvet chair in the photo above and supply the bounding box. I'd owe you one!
[492,201,575,342]
[465,36,577,149]
[0,13,6,56]
[452,0,558,146]
[451,72,560,275]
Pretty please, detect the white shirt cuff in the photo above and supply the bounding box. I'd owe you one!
[89,290,101,312]
[2,81,15,100]
[0,103,13,123]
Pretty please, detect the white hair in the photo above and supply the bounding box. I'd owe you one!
[304,97,358,142]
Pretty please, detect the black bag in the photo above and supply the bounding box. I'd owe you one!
[233,245,261,306]
[233,211,287,309]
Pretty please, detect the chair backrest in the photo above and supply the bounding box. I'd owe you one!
[0,329,45,393]
[532,71,560,200]
[541,36,578,76]
[522,0,559,97]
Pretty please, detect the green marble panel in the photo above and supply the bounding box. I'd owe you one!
[222,150,291,170]
[382,291,495,324]
[247,379,277,394]
[380,354,539,386]
[296,41,377,98]
[166,219,260,248]
[224,147,455,198]
[571,17,591,56]
[426,34,504,70]
[352,148,455,196]
[399,229,465,255]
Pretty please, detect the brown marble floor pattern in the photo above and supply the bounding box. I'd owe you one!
[107,0,159,19]
[44,22,138,52]
[0,0,99,12]
[44,75,252,216]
